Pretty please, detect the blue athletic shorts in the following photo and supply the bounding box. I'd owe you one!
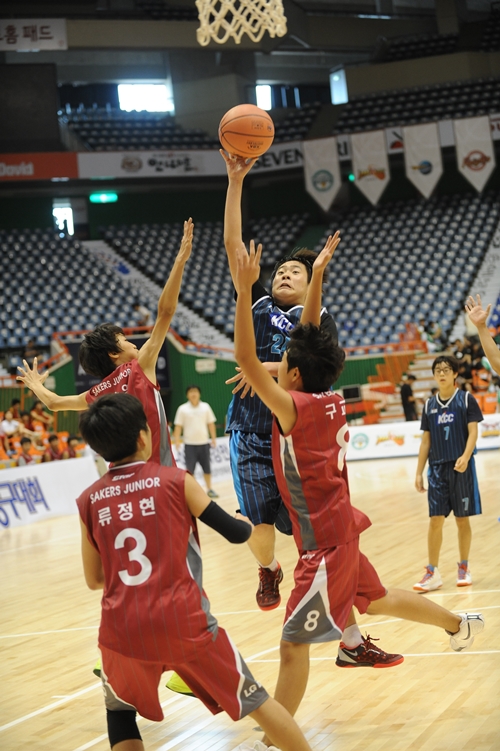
[427,459,482,518]
[229,430,292,534]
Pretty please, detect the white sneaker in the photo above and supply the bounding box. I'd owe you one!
[448,613,485,652]
[235,743,280,751]
[457,562,472,587]
[413,566,443,592]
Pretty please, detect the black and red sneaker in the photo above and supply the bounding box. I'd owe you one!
[335,635,404,668]
[256,564,284,611]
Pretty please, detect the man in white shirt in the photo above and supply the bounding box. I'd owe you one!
[173,385,219,498]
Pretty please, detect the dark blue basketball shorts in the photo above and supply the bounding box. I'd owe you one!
[427,459,482,518]
[229,430,292,534]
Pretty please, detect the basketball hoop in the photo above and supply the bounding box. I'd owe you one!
[195,0,288,46]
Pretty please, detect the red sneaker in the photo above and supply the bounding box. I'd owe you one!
[336,635,404,668]
[256,564,283,611]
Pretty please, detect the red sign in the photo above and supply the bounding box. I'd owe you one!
[0,152,78,181]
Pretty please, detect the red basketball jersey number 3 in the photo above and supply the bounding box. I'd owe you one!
[115,528,153,586]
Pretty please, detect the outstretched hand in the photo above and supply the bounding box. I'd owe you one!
[16,357,49,390]
[313,231,341,274]
[465,294,491,328]
[235,239,262,294]
[220,150,257,182]
[225,367,255,398]
[177,218,194,263]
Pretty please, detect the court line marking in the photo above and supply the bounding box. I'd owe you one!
[0,683,102,733]
[0,533,79,555]
[251,650,500,662]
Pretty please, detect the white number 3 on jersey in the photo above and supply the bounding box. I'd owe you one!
[336,423,349,471]
[115,528,152,586]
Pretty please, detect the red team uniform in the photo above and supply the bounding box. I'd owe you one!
[77,461,268,722]
[272,390,386,643]
[85,359,174,467]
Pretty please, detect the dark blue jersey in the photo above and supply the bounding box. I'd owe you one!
[420,389,483,465]
[226,281,338,434]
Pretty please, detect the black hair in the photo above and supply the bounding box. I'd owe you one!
[407,375,417,381]
[186,384,201,395]
[11,398,20,406]
[20,410,30,418]
[68,434,79,444]
[48,434,59,443]
[432,355,460,374]
[285,323,345,392]
[271,248,329,287]
[79,393,148,463]
[20,436,31,447]
[78,323,124,379]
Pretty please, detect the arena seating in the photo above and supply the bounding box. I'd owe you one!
[102,214,309,336]
[0,230,139,350]
[60,107,219,151]
[333,77,500,134]
[375,33,458,63]
[272,103,322,143]
[480,7,500,52]
[316,191,499,353]
[135,0,198,20]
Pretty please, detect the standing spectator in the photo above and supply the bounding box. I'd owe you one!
[42,434,63,462]
[400,374,418,421]
[414,355,483,591]
[17,437,35,466]
[173,386,219,498]
[133,302,152,327]
[31,400,54,428]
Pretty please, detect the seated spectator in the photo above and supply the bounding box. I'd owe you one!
[19,410,36,432]
[453,339,471,364]
[23,339,40,365]
[133,301,152,326]
[42,434,63,462]
[1,409,22,452]
[10,398,21,419]
[428,322,447,351]
[17,436,36,466]
[457,361,473,392]
[31,399,54,428]
[471,359,492,392]
[63,434,80,459]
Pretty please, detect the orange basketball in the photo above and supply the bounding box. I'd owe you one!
[219,104,275,159]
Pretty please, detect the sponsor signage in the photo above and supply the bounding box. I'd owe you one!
[454,115,496,192]
[303,137,342,211]
[403,122,443,198]
[350,130,390,206]
[0,18,67,51]
[0,152,78,181]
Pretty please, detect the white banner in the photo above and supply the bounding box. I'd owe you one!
[0,19,67,51]
[403,122,443,199]
[0,457,99,530]
[303,137,342,211]
[350,130,390,206]
[172,436,232,483]
[346,413,500,462]
[454,116,496,192]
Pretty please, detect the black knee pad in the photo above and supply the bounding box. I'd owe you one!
[106,709,142,748]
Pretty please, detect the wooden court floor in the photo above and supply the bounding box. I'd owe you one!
[1,451,499,751]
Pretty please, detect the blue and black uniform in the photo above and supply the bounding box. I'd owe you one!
[421,389,483,518]
[226,280,338,532]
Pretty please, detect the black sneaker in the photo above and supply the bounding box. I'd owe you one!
[256,564,283,611]
[336,635,404,668]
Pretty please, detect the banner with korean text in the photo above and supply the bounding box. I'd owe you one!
[0,19,67,51]
[454,116,496,192]
[350,130,390,205]
[403,122,443,198]
[0,457,99,529]
[303,137,342,211]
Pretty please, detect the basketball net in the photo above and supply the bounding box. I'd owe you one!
[195,0,288,46]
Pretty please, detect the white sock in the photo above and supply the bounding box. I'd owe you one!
[341,624,363,648]
[258,557,278,572]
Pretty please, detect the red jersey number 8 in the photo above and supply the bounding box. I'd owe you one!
[115,528,152,586]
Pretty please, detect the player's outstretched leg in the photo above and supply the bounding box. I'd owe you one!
[237,696,312,751]
[366,588,484,651]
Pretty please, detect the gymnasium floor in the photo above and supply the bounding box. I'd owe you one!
[2,451,499,751]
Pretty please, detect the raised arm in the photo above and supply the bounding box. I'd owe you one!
[234,241,297,434]
[138,218,194,382]
[184,473,252,543]
[301,232,341,326]
[221,151,257,284]
[465,294,500,373]
[17,358,88,412]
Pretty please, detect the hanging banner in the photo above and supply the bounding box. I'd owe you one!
[403,122,443,198]
[454,116,496,192]
[350,130,390,206]
[0,19,67,51]
[303,137,342,211]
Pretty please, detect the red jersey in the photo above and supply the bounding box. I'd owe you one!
[85,359,174,467]
[77,461,216,662]
[44,445,62,461]
[272,390,370,551]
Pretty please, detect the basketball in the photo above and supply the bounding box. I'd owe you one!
[219,104,275,159]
